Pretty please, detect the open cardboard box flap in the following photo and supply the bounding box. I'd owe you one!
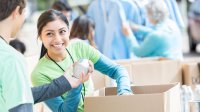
[85,83,181,112]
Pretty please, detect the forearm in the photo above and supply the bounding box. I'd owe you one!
[94,55,132,95]
[45,85,82,112]
[9,103,33,112]
[126,34,139,51]
[113,66,133,95]
[32,75,72,104]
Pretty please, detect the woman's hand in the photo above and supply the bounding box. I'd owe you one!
[120,92,134,96]
[129,21,140,31]
[122,22,132,37]
[64,60,94,88]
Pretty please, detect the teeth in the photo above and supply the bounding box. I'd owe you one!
[53,44,62,48]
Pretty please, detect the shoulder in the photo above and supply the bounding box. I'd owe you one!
[0,46,26,68]
[147,31,164,40]
[69,39,90,49]
[31,58,50,86]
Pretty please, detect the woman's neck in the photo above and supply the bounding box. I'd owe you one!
[46,50,67,62]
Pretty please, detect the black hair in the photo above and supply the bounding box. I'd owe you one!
[70,15,96,48]
[52,1,72,12]
[37,9,69,59]
[9,39,26,54]
[0,0,26,21]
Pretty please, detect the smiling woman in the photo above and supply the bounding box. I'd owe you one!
[32,9,132,112]
[40,18,70,61]
[0,1,91,112]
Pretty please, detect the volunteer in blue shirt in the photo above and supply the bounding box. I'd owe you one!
[87,0,131,59]
[124,0,183,60]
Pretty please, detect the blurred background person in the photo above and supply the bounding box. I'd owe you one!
[9,39,26,55]
[121,0,146,44]
[129,0,184,46]
[70,15,97,48]
[124,0,183,60]
[188,0,200,41]
[164,0,185,30]
[52,1,73,23]
[87,0,132,60]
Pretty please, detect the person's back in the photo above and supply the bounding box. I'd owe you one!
[150,18,182,59]
[125,0,183,60]
[164,0,185,30]
[120,0,145,43]
[87,0,132,59]
[0,0,34,111]
[0,1,92,111]
[0,37,33,112]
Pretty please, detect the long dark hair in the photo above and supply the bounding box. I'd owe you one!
[37,9,69,59]
[70,15,96,48]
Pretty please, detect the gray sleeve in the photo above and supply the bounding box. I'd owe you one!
[9,103,33,112]
[31,75,72,104]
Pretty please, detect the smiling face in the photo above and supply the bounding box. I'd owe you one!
[40,18,70,57]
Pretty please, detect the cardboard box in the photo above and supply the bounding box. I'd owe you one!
[107,59,182,86]
[114,57,167,64]
[92,59,134,90]
[131,60,182,85]
[182,62,200,87]
[92,71,106,90]
[85,83,181,112]
[92,59,182,90]
[189,102,200,112]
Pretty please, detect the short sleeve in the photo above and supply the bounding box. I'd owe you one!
[74,40,100,64]
[2,57,33,110]
[31,69,51,87]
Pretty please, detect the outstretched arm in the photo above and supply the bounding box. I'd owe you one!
[94,54,132,95]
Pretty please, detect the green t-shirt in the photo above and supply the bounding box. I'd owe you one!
[31,39,100,112]
[0,39,33,112]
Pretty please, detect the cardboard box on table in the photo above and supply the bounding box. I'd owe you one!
[131,59,182,85]
[110,59,182,86]
[182,57,200,87]
[92,58,182,90]
[181,58,200,112]
[189,102,200,112]
[182,62,200,88]
[92,70,107,90]
[92,59,135,90]
[85,83,181,112]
